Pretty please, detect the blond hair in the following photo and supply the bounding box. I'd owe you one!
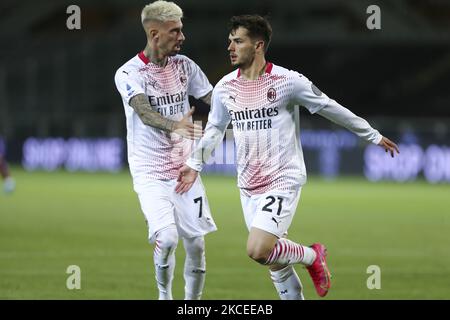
[141,1,183,23]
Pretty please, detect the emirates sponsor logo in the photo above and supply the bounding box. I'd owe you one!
[148,91,187,107]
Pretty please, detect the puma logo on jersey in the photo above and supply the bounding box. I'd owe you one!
[271,217,280,227]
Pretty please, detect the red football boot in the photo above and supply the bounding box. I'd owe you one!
[306,243,332,297]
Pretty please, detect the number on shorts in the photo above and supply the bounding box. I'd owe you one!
[194,196,203,218]
[262,196,283,215]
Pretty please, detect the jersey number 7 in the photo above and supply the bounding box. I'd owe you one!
[194,196,203,218]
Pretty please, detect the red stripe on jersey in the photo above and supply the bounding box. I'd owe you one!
[266,62,273,74]
[138,51,150,65]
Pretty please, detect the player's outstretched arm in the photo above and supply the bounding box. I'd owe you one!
[317,99,399,157]
[129,94,203,139]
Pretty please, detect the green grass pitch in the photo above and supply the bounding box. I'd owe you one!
[1,168,449,299]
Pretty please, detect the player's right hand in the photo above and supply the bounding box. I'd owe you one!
[173,107,204,139]
[175,165,198,194]
[378,136,400,158]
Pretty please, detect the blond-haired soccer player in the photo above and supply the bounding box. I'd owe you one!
[114,1,216,300]
[177,15,399,299]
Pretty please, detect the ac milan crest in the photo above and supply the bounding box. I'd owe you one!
[180,74,187,86]
[267,87,276,102]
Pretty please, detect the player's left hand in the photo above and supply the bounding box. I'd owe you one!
[378,136,400,158]
[175,165,198,194]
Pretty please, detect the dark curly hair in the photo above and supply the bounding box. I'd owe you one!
[229,15,272,53]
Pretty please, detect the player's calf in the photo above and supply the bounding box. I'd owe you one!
[247,227,279,264]
[183,236,206,300]
[270,265,305,300]
[153,226,179,300]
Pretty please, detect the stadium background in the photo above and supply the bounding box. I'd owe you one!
[0,0,449,299]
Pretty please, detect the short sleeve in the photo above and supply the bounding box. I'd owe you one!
[291,72,330,114]
[186,59,213,99]
[114,68,146,104]
[208,86,231,128]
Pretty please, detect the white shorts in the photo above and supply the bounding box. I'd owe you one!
[134,176,217,242]
[240,188,302,238]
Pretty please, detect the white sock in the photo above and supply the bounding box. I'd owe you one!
[270,265,305,300]
[153,227,178,300]
[183,236,206,300]
[265,238,316,266]
[155,253,175,300]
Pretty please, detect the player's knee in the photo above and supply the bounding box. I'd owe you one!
[184,236,205,257]
[247,244,271,265]
[154,226,179,255]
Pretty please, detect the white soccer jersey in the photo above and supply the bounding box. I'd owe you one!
[115,52,212,184]
[208,63,330,195]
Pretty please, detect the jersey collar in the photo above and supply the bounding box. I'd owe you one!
[138,51,150,64]
[237,62,273,78]
[138,51,173,69]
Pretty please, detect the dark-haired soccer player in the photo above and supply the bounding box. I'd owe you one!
[177,15,399,299]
